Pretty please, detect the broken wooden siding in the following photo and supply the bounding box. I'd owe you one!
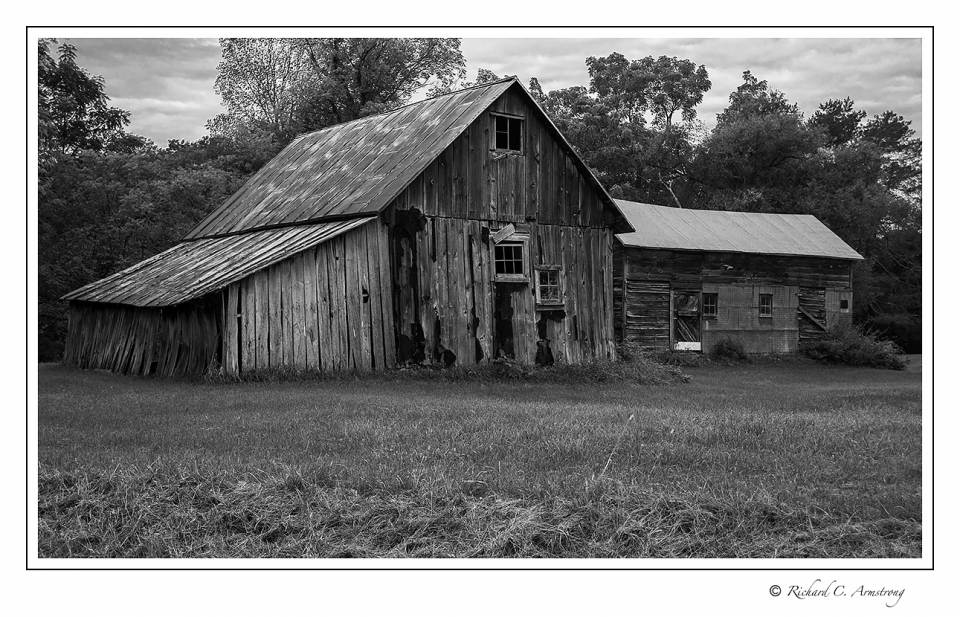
[222,219,395,374]
[389,216,614,366]
[63,297,221,377]
[382,87,619,366]
[614,245,854,353]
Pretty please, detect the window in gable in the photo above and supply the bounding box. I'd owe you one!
[493,114,523,152]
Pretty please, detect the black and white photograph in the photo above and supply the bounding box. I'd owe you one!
[14,8,948,616]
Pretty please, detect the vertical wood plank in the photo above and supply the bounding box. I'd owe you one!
[303,249,320,371]
[255,270,270,369]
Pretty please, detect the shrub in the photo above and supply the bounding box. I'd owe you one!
[709,338,748,362]
[802,324,906,370]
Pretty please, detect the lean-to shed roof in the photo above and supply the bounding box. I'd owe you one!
[63,218,374,307]
[615,200,863,260]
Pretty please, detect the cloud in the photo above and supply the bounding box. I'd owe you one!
[461,37,922,129]
[60,37,921,145]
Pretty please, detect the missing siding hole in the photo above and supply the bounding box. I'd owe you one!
[362,287,369,303]
[535,339,555,366]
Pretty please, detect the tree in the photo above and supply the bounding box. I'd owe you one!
[715,70,798,127]
[809,97,866,147]
[211,38,466,143]
[38,39,130,158]
[293,38,465,131]
[861,111,922,203]
[211,38,310,142]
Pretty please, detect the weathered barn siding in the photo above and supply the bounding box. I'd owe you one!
[63,298,221,377]
[614,246,854,354]
[389,216,614,365]
[222,220,395,374]
[385,87,618,365]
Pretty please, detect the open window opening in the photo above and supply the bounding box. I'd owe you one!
[494,240,527,282]
[839,298,850,313]
[493,114,523,152]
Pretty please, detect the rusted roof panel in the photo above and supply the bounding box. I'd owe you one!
[63,218,374,307]
[615,200,862,260]
[185,79,516,239]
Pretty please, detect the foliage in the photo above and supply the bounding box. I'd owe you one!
[38,362,921,557]
[709,338,748,361]
[802,324,906,370]
[210,38,466,144]
[38,39,130,158]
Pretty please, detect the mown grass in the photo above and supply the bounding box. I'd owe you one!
[37,359,922,558]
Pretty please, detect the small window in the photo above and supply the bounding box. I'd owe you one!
[493,114,523,152]
[535,268,563,305]
[840,298,850,313]
[703,293,718,317]
[759,293,773,318]
[494,241,526,280]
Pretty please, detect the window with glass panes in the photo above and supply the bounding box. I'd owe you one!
[759,293,773,317]
[702,292,718,317]
[535,268,562,305]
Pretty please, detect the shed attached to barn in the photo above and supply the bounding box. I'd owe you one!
[62,78,632,376]
[612,200,862,355]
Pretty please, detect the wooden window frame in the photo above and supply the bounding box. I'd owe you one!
[491,112,524,154]
[494,238,528,282]
[702,292,718,318]
[534,266,563,307]
[759,293,773,318]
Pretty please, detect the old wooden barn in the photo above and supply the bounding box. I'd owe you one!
[62,77,632,377]
[612,200,862,355]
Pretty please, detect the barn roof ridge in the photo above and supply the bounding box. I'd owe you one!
[288,76,521,140]
[614,200,863,260]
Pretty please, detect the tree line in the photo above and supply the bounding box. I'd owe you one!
[37,38,921,360]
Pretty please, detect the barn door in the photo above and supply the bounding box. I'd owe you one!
[673,290,701,351]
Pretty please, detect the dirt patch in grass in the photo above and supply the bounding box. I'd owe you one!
[38,464,920,558]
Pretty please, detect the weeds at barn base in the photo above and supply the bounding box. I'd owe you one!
[203,355,690,385]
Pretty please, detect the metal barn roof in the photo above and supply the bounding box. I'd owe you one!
[614,200,863,260]
[188,77,628,239]
[63,218,374,307]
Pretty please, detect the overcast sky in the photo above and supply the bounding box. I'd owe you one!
[64,37,922,146]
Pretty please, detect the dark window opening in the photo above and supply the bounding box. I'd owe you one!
[494,115,523,152]
[494,242,526,279]
[703,293,718,317]
[840,298,850,313]
[759,293,773,318]
[536,268,562,305]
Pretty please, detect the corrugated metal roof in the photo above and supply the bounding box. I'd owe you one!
[63,218,374,307]
[186,79,516,239]
[615,200,863,260]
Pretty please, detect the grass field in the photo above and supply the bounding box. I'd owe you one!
[37,357,922,558]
